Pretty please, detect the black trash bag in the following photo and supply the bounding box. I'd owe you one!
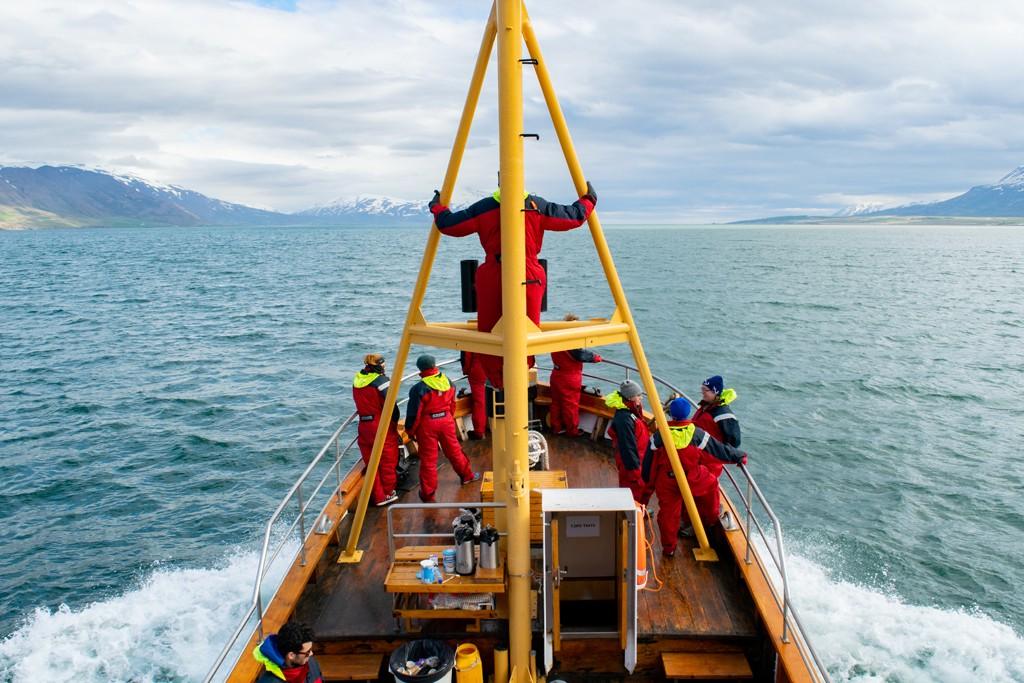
[389,639,455,683]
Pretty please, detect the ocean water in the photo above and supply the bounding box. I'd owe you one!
[1,224,1022,682]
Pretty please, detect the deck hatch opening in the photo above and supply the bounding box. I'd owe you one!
[541,488,638,674]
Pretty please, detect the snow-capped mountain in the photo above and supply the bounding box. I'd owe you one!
[832,202,886,217]
[298,195,429,224]
[866,165,1024,217]
[0,165,288,227]
[297,188,492,225]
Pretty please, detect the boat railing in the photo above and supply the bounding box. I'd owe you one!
[203,360,463,682]
[541,359,831,683]
[207,356,829,682]
[719,465,830,682]
[385,501,509,562]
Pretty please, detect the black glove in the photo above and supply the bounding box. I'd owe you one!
[428,189,441,210]
[583,181,597,204]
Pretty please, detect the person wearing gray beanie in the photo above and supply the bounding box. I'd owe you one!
[603,379,650,502]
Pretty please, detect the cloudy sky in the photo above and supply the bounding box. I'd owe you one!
[2,0,1023,222]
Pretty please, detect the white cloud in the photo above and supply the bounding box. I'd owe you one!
[1,0,1023,220]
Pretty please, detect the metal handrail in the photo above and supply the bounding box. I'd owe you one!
[721,465,832,682]
[385,501,509,562]
[206,356,829,682]
[203,360,461,682]
[555,360,830,683]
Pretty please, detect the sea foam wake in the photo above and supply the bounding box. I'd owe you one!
[0,549,273,683]
[2,551,1022,682]
[790,555,1024,682]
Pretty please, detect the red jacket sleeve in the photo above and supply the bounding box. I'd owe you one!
[532,195,594,232]
[432,196,500,237]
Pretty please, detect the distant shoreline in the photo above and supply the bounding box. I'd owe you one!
[5,216,1024,231]
[730,215,1024,226]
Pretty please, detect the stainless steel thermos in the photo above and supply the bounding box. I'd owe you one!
[453,524,476,575]
[479,526,498,569]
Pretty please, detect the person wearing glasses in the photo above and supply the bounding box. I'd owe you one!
[253,621,322,683]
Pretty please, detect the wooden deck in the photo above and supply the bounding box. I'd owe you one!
[292,433,758,643]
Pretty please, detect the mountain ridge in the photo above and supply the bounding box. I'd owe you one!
[738,165,1024,224]
[0,165,431,229]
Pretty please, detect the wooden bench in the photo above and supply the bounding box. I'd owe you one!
[317,653,383,681]
[385,545,506,632]
[661,652,753,680]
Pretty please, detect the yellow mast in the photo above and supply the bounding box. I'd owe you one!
[495,1,532,678]
[521,7,717,560]
[337,3,497,564]
[340,2,718,680]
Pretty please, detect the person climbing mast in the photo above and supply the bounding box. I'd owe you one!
[429,183,597,388]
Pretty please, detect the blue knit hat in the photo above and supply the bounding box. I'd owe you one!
[669,398,691,421]
[702,375,724,395]
[416,354,437,371]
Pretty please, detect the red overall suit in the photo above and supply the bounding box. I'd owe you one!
[606,393,651,502]
[691,390,740,521]
[431,190,595,388]
[549,348,601,436]
[461,351,488,436]
[645,421,719,554]
[405,369,475,501]
[352,367,400,505]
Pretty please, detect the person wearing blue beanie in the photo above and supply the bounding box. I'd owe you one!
[669,397,691,421]
[644,393,747,556]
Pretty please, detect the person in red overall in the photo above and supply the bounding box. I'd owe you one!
[351,353,400,507]
[605,379,651,501]
[643,399,724,557]
[429,184,597,388]
[685,375,741,531]
[460,351,488,440]
[405,354,480,502]
[692,375,741,449]
[549,315,602,436]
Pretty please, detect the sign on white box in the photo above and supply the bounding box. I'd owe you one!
[565,515,600,538]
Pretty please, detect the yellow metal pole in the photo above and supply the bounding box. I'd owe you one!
[496,0,533,678]
[340,4,498,561]
[521,5,716,560]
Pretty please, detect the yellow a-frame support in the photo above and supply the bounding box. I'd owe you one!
[339,2,716,680]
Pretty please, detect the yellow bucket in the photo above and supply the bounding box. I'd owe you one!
[454,643,483,683]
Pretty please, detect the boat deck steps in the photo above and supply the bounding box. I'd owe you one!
[317,653,384,681]
[661,651,753,681]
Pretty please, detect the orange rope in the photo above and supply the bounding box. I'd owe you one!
[640,505,664,592]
